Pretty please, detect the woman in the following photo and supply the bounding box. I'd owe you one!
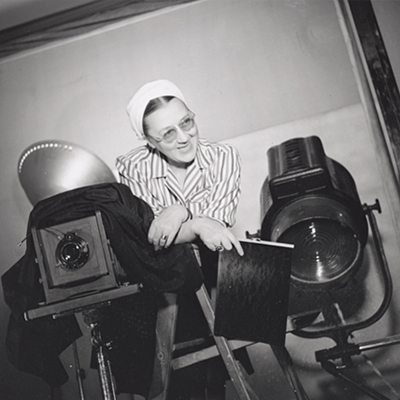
[116,79,243,257]
[116,80,248,399]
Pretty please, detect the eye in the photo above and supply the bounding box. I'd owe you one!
[180,116,194,129]
[162,129,176,141]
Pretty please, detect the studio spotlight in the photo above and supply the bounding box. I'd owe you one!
[260,136,368,291]
[259,136,400,400]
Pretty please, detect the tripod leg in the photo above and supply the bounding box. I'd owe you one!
[91,324,117,400]
[322,361,390,400]
[148,293,178,400]
[271,345,309,400]
[72,340,86,400]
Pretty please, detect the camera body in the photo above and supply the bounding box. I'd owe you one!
[32,211,120,304]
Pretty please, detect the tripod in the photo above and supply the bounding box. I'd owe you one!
[25,281,140,400]
[295,200,399,400]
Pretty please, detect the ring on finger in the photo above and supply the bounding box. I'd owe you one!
[215,245,223,252]
[161,234,168,242]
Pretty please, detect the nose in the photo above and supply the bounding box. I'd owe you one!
[175,127,191,143]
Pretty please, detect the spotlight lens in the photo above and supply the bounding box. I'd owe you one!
[280,219,361,286]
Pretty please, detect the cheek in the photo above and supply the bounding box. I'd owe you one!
[191,131,199,145]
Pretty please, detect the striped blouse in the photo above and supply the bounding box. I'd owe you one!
[116,139,241,227]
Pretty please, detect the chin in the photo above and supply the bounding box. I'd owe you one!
[179,144,197,160]
[179,154,196,165]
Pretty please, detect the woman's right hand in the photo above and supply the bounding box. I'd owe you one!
[148,204,189,251]
[191,216,244,256]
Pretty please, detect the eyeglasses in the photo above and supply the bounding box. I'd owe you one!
[151,112,196,144]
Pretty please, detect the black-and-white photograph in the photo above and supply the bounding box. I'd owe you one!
[1,1,400,399]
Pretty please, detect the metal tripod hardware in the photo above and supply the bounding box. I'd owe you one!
[313,200,399,400]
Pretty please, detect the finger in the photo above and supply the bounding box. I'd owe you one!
[219,237,232,251]
[223,232,244,256]
[232,238,244,256]
[148,221,165,250]
[205,241,219,252]
[147,222,158,245]
[164,229,178,248]
[159,233,168,247]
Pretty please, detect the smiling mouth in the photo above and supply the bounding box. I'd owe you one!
[178,143,191,151]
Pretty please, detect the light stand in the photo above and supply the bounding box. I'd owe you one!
[260,136,398,400]
[313,200,400,400]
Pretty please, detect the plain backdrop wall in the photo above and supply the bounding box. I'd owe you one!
[0,0,359,273]
[1,1,400,399]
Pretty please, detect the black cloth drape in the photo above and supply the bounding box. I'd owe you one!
[2,182,203,395]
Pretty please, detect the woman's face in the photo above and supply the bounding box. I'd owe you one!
[144,98,199,168]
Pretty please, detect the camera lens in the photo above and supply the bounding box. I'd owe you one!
[61,242,81,263]
[56,232,89,270]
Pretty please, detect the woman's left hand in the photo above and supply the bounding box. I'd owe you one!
[148,204,189,250]
[191,216,244,256]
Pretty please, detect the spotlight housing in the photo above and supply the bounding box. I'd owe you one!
[260,136,368,290]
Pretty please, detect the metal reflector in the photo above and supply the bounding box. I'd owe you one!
[18,140,117,206]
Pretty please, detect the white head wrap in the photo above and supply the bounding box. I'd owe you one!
[126,79,187,140]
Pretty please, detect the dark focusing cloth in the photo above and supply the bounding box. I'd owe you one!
[2,183,203,396]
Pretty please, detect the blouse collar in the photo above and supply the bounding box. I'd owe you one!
[148,139,211,180]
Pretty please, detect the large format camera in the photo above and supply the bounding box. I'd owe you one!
[31,211,121,305]
[18,140,136,319]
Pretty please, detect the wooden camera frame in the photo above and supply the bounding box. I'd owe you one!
[31,211,120,305]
